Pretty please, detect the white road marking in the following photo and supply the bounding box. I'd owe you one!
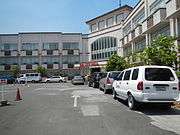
[72,95,80,107]
[81,105,100,116]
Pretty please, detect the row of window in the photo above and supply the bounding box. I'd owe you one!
[0,42,80,51]
[90,13,129,32]
[91,37,117,51]
[62,56,80,64]
[92,51,117,60]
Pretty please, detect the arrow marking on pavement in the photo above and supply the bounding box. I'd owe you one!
[72,95,80,107]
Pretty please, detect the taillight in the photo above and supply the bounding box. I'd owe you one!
[107,78,111,84]
[137,81,143,91]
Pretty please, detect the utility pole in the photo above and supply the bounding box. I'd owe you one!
[119,0,121,7]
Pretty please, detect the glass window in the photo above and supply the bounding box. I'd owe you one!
[0,43,18,51]
[91,24,97,32]
[132,69,139,80]
[107,17,113,27]
[145,68,175,81]
[116,71,124,81]
[22,43,38,50]
[116,14,124,24]
[43,43,58,50]
[123,70,131,80]
[63,42,79,50]
[98,20,105,30]
[109,71,121,79]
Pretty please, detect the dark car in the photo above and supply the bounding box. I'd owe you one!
[88,72,107,88]
[0,75,15,84]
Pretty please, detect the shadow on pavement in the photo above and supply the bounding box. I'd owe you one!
[116,98,180,115]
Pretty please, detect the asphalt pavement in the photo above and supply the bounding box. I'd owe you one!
[0,83,180,135]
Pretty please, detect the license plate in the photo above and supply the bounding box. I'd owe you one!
[156,86,166,91]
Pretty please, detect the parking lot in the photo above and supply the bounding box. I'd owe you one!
[0,82,180,135]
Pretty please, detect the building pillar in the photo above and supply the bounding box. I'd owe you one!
[170,19,175,36]
[145,34,149,47]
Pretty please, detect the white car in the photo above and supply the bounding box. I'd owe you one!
[16,73,41,83]
[112,66,179,110]
[44,76,65,83]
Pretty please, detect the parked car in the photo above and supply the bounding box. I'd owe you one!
[0,75,15,84]
[99,71,121,94]
[112,66,179,110]
[71,76,84,85]
[88,72,107,88]
[16,73,41,83]
[44,76,66,83]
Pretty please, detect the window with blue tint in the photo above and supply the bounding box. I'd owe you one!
[0,58,18,65]
[21,57,39,64]
[0,43,18,51]
[62,42,79,50]
[43,43,58,50]
[22,43,39,50]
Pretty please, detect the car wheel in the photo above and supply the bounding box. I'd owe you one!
[92,82,96,88]
[113,89,117,100]
[104,88,107,94]
[128,94,137,110]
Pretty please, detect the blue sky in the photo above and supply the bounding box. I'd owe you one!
[0,0,138,34]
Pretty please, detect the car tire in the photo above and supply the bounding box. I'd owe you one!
[104,88,107,94]
[92,82,96,88]
[128,94,137,110]
[113,89,117,100]
[88,82,91,87]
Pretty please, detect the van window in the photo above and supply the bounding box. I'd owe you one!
[26,74,30,77]
[145,68,175,81]
[123,70,131,80]
[30,74,34,76]
[35,74,38,76]
[132,69,139,80]
[116,71,124,81]
[109,72,121,79]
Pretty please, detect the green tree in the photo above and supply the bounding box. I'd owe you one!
[140,36,177,67]
[11,65,20,78]
[106,54,129,71]
[36,66,47,77]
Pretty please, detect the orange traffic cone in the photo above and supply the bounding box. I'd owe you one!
[15,88,22,101]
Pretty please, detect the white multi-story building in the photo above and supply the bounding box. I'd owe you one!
[86,0,180,72]
[0,32,88,76]
[86,5,133,72]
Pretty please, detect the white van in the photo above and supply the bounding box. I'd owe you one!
[112,66,179,110]
[17,73,41,83]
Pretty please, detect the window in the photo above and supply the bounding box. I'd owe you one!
[132,69,139,80]
[26,50,32,56]
[43,43,58,50]
[116,14,124,24]
[145,68,175,81]
[22,43,38,50]
[107,17,113,27]
[91,24,97,32]
[116,71,124,81]
[98,20,105,30]
[63,42,79,50]
[4,51,11,56]
[0,43,18,51]
[123,70,131,80]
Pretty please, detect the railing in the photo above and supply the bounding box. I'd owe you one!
[147,16,153,29]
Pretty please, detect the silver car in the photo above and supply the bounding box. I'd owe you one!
[99,71,121,94]
[71,76,84,85]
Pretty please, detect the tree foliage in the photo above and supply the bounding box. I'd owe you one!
[106,54,129,71]
[140,36,177,67]
[11,65,20,78]
[36,66,47,77]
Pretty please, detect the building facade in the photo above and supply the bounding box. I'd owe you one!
[0,32,88,76]
[86,5,133,72]
[86,0,180,72]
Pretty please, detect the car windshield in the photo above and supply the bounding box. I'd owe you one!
[145,68,175,81]
[109,72,121,79]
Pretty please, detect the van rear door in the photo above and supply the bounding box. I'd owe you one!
[143,67,179,101]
